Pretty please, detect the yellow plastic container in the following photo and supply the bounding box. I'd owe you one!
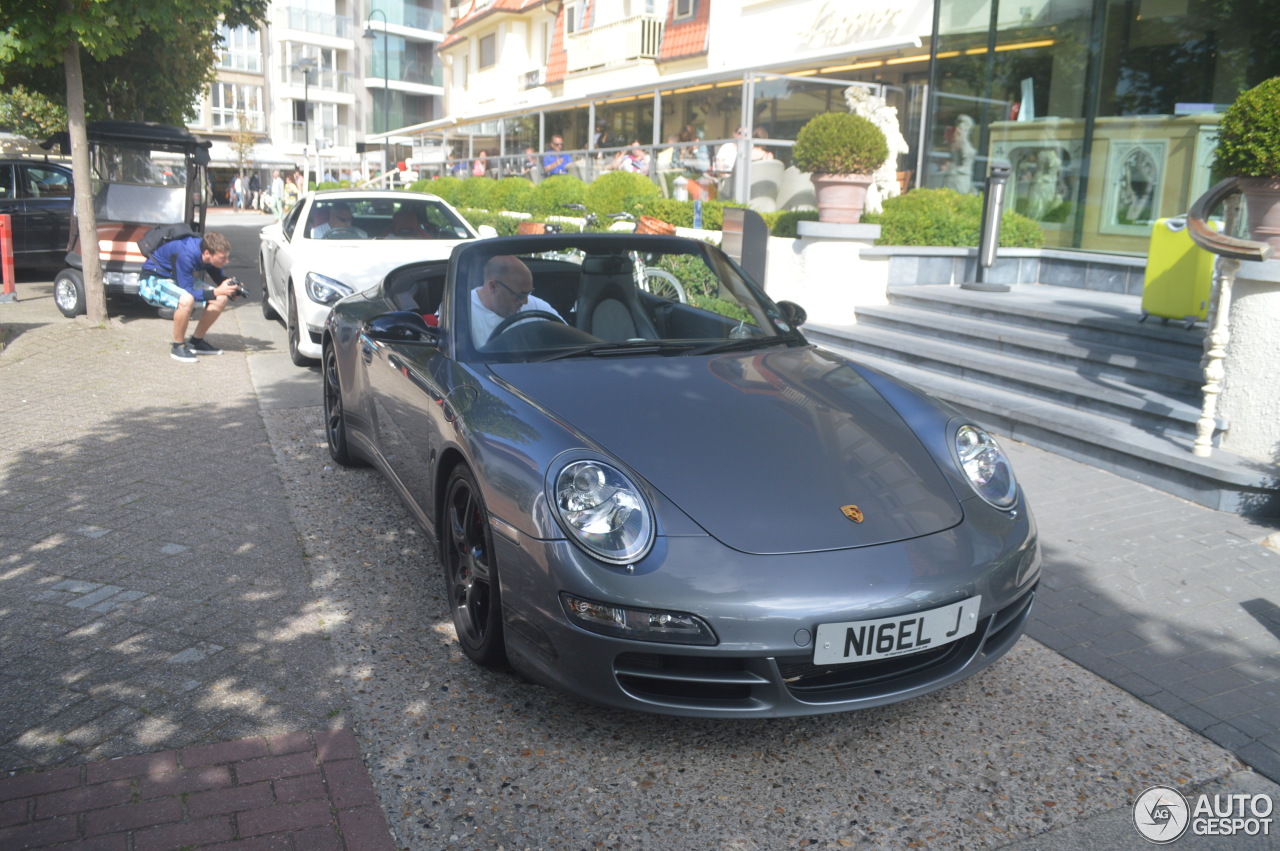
[1141,217,1219,329]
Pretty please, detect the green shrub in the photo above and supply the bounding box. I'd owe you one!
[792,112,889,176]
[1214,77,1280,178]
[453,176,497,210]
[763,209,821,238]
[492,177,536,213]
[458,209,521,236]
[417,176,461,204]
[531,175,587,216]
[633,197,734,230]
[861,188,1043,248]
[583,171,662,220]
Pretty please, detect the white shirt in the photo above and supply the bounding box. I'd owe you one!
[470,287,563,347]
[715,140,738,174]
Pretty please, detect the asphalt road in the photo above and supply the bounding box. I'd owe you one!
[207,212,1271,850]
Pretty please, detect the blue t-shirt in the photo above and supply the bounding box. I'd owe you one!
[140,236,225,298]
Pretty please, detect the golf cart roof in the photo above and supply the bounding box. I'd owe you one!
[42,121,212,161]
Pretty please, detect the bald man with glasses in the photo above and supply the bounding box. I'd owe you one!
[471,255,564,346]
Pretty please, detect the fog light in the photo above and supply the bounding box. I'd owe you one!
[561,593,717,646]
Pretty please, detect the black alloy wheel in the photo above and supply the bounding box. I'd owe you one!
[322,341,358,467]
[442,466,507,668]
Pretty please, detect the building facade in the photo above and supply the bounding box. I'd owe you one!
[185,0,447,195]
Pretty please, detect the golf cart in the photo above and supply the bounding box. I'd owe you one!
[42,121,211,317]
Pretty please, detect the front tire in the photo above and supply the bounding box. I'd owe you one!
[287,287,316,366]
[53,268,86,318]
[322,340,360,467]
[442,466,507,669]
[260,255,279,320]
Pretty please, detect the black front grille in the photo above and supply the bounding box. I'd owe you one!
[614,653,763,704]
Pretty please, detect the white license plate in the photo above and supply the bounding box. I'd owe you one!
[813,596,982,665]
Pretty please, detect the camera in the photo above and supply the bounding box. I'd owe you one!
[227,278,249,301]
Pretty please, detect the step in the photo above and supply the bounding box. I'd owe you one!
[804,322,1207,438]
[887,285,1206,363]
[852,302,1202,398]
[811,339,1280,516]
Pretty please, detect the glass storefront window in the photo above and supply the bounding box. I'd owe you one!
[932,0,1280,252]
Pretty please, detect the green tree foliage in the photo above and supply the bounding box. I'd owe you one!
[0,84,65,139]
[1214,77,1280,178]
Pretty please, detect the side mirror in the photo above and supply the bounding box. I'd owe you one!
[477,224,499,239]
[777,300,807,329]
[366,311,440,344]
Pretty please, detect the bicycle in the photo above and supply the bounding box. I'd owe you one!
[559,205,688,304]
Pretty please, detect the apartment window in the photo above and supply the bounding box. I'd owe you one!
[217,24,261,72]
[566,1,580,33]
[210,82,263,131]
[674,0,694,20]
[479,34,496,68]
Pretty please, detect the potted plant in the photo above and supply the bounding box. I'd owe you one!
[791,112,890,224]
[1214,76,1280,252]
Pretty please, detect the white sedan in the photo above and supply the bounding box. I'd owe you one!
[259,189,494,365]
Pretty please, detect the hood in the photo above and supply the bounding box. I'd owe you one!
[489,347,963,555]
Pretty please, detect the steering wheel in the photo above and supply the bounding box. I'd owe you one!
[487,309,565,343]
[323,227,363,239]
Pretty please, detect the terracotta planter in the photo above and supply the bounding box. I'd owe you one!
[810,173,874,224]
[1239,177,1280,254]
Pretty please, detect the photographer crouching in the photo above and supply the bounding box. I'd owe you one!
[139,231,246,363]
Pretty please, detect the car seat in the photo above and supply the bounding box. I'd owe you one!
[574,255,659,341]
[387,208,429,238]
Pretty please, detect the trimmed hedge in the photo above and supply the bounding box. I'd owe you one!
[531,175,587,216]
[861,188,1044,248]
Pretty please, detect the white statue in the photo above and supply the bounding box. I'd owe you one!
[844,86,909,214]
[940,114,976,195]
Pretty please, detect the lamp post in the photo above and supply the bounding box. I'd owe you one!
[294,56,317,189]
[363,8,391,177]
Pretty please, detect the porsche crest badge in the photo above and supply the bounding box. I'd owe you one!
[841,505,864,523]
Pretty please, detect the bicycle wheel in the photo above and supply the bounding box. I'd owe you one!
[642,268,687,303]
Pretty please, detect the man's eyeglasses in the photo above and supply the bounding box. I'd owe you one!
[493,279,533,300]
[551,142,563,147]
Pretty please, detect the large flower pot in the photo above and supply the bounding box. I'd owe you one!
[811,173,875,224]
[1239,177,1280,254]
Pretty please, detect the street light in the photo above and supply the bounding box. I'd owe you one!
[293,56,318,188]
[363,9,391,177]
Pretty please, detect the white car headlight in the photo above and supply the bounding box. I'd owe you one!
[954,425,1018,508]
[553,460,654,564]
[304,271,354,305]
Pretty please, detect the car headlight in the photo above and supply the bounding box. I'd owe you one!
[561,593,717,645]
[304,271,354,305]
[954,424,1018,508]
[552,460,654,564]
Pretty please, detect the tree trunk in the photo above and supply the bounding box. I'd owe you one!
[63,33,107,324]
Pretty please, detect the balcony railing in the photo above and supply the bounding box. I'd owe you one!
[367,59,442,87]
[285,8,353,38]
[371,3,443,32]
[565,15,663,73]
[1186,177,1274,458]
[281,122,353,148]
[281,66,356,95]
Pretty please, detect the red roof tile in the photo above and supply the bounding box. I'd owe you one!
[441,0,553,50]
[659,0,711,62]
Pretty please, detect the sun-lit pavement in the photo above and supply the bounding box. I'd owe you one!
[0,212,1277,848]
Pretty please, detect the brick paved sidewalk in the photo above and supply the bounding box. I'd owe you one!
[0,729,393,850]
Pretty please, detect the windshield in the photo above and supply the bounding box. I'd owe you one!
[453,236,802,363]
[92,143,188,187]
[304,196,473,241]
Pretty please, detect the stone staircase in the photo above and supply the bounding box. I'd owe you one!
[803,283,1280,516]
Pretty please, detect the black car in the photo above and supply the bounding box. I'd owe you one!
[0,158,73,267]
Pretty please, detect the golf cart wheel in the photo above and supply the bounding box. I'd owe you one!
[53,268,86,318]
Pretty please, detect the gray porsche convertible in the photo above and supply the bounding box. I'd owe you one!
[322,232,1040,718]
